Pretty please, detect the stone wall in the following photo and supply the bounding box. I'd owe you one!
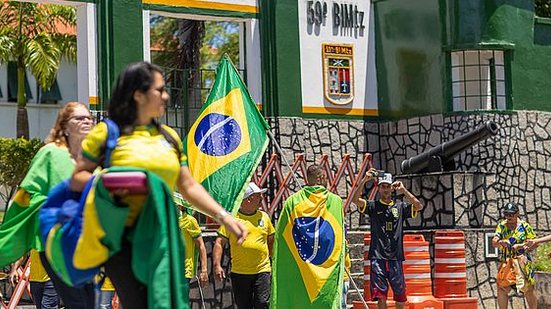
[269,111,551,308]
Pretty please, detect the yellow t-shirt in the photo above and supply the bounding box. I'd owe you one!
[218,210,275,275]
[82,123,188,225]
[29,250,49,282]
[343,240,351,281]
[179,214,202,279]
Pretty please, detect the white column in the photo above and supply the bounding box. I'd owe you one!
[76,3,98,107]
[245,19,262,105]
[143,10,151,62]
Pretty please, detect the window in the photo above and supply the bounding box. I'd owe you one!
[450,50,508,111]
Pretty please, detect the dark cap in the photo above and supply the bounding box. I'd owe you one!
[503,202,519,215]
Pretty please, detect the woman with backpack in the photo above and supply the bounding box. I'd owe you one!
[70,61,247,309]
[0,102,96,308]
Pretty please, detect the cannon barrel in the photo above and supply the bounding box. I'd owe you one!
[400,121,499,174]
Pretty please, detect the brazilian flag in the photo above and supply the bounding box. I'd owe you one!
[0,144,74,267]
[272,186,345,308]
[184,56,269,214]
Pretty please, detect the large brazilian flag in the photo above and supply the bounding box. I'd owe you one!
[184,56,269,214]
[0,144,74,267]
[272,185,345,308]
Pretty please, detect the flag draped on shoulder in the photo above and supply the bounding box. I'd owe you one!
[184,55,270,214]
[0,144,74,268]
[271,186,345,309]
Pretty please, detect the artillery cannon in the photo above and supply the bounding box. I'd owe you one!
[400,121,499,174]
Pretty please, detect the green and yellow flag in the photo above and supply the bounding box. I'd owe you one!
[0,144,74,267]
[184,56,269,214]
[271,186,345,308]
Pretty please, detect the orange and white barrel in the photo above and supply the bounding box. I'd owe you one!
[433,230,468,298]
[403,234,432,296]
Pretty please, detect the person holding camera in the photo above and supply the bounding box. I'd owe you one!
[351,168,423,309]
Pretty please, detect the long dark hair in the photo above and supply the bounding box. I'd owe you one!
[108,61,163,134]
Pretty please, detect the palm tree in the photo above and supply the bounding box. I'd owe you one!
[0,2,76,139]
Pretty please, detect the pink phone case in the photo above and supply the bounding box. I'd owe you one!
[102,171,149,194]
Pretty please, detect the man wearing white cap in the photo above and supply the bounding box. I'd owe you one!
[213,182,275,309]
[351,168,423,309]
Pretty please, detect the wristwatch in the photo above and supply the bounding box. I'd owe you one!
[215,209,230,223]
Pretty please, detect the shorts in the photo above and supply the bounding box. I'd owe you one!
[370,259,407,302]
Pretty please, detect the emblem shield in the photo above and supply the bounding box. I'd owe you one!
[322,43,354,105]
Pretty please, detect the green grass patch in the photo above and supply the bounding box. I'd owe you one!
[534,243,551,272]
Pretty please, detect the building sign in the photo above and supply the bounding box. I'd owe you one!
[323,43,354,105]
[298,0,377,116]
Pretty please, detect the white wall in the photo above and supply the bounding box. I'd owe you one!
[0,60,76,139]
[0,103,61,139]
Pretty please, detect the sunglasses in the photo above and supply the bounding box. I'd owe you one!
[504,213,517,218]
[69,115,94,122]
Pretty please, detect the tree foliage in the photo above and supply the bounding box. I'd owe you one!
[150,16,239,70]
[536,0,551,18]
[200,21,239,69]
[0,138,43,208]
[0,2,76,138]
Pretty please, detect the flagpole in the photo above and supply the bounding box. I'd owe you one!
[345,267,369,308]
[267,130,302,186]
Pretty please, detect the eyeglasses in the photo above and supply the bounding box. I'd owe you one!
[69,115,94,122]
[504,213,517,218]
[153,86,167,94]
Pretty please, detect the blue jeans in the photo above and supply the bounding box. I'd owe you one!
[30,280,59,309]
[96,290,114,309]
[39,252,95,308]
[341,280,350,309]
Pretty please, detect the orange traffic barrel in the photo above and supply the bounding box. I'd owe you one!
[403,234,444,309]
[438,297,478,309]
[433,230,468,298]
[403,234,432,296]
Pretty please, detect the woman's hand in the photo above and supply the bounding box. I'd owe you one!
[220,215,248,245]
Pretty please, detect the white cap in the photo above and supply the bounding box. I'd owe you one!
[243,182,267,199]
[378,173,393,185]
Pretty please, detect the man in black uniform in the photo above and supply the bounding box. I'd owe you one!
[351,168,423,309]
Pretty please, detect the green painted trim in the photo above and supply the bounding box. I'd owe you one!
[373,1,390,119]
[259,0,277,117]
[274,0,302,117]
[504,50,513,110]
[96,0,144,109]
[96,0,111,109]
[535,16,551,25]
[445,52,453,112]
[144,4,257,19]
[443,42,515,51]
